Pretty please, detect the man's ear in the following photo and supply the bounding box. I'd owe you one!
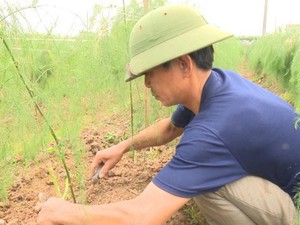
[177,55,193,76]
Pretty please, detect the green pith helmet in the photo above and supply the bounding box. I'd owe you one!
[125,4,233,82]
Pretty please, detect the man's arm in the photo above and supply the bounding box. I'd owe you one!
[37,182,190,225]
[123,117,183,151]
[90,117,183,177]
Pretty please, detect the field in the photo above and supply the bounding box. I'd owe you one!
[1,1,300,224]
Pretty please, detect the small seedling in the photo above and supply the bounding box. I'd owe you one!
[104,131,117,143]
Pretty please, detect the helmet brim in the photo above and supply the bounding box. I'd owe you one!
[125,23,232,82]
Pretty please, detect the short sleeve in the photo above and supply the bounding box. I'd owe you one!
[171,104,195,128]
[152,126,247,198]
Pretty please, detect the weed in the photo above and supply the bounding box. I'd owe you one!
[0,160,13,202]
[105,131,117,144]
[48,167,63,197]
[183,201,208,225]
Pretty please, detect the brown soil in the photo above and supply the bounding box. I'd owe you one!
[0,63,281,225]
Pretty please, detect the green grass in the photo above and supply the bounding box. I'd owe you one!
[290,46,300,112]
[246,31,300,113]
[214,36,244,70]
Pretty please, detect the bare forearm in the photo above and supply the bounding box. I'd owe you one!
[58,199,154,225]
[121,117,183,153]
[37,183,189,225]
[65,201,134,225]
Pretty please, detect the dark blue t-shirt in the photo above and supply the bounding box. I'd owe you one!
[153,68,300,199]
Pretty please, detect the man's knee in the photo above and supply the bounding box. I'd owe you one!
[193,176,296,225]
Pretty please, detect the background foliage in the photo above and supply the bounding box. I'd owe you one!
[246,30,300,112]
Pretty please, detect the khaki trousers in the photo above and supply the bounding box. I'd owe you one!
[193,176,297,225]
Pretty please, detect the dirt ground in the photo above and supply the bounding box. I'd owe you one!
[0,63,283,225]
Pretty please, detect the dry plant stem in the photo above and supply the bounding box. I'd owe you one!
[122,0,137,162]
[1,34,77,203]
[0,5,42,23]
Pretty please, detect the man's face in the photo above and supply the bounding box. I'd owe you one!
[144,60,184,107]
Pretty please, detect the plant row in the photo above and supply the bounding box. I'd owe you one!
[246,31,300,113]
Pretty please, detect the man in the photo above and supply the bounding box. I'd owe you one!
[37,5,299,225]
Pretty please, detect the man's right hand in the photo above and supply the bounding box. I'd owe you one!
[89,142,127,179]
[89,118,182,180]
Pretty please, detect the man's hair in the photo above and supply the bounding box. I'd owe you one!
[162,45,214,71]
[189,45,214,70]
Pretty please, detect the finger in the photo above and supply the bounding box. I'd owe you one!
[89,161,99,178]
[91,163,105,183]
[98,162,111,178]
[89,155,103,177]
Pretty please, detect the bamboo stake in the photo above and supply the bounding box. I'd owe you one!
[122,0,138,162]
